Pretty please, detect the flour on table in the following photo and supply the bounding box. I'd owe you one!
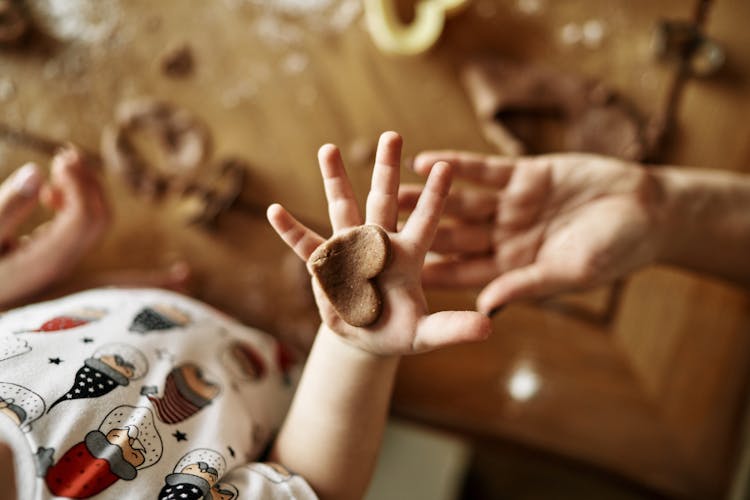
[248,0,334,15]
[0,77,16,102]
[26,0,122,44]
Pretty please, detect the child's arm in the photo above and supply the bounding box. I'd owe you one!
[267,132,491,500]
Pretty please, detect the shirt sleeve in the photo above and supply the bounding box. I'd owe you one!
[218,462,319,500]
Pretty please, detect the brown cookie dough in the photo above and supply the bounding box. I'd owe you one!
[308,225,391,327]
[0,0,29,46]
[461,57,653,161]
[161,43,195,78]
[182,157,247,228]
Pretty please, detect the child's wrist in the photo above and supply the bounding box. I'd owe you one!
[317,323,402,363]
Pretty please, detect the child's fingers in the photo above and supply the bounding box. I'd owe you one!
[365,131,402,231]
[400,161,452,253]
[413,151,516,188]
[398,184,497,222]
[412,310,491,351]
[50,148,110,237]
[318,144,362,232]
[267,203,325,261]
[0,163,43,242]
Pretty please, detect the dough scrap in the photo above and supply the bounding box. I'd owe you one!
[461,57,653,161]
[161,43,195,78]
[101,98,211,198]
[308,225,391,327]
[0,0,29,45]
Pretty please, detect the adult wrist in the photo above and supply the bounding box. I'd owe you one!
[647,167,687,266]
[646,165,750,281]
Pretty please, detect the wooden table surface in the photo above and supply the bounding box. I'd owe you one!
[2,0,749,497]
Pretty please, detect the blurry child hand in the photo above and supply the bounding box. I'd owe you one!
[0,147,110,308]
[268,132,490,356]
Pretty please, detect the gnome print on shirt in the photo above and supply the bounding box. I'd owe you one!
[159,448,238,500]
[129,304,191,334]
[48,343,149,413]
[141,362,221,424]
[0,382,45,432]
[36,405,163,499]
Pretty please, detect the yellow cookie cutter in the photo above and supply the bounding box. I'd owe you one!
[364,0,471,55]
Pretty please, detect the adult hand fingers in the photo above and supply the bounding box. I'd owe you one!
[421,256,497,288]
[413,151,516,188]
[399,184,497,222]
[400,162,452,254]
[267,203,325,261]
[0,163,43,242]
[476,263,572,314]
[318,144,362,232]
[412,310,491,352]
[365,131,402,231]
[431,223,492,254]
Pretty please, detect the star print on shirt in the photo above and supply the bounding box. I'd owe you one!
[172,430,187,442]
[81,337,94,343]
[228,446,235,458]
[48,357,63,365]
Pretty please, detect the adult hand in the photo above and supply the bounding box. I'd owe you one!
[399,151,663,314]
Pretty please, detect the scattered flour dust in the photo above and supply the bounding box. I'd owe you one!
[560,19,607,49]
[247,0,361,37]
[249,0,335,15]
[26,0,122,43]
[220,0,361,107]
[0,77,16,102]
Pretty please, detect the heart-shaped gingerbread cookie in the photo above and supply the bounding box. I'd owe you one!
[308,225,391,327]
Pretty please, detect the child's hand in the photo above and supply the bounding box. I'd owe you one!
[0,147,110,308]
[268,132,490,356]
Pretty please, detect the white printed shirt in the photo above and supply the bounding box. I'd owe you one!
[0,288,317,499]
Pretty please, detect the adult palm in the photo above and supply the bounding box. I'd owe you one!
[399,152,663,314]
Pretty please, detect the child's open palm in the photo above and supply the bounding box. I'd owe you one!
[268,132,490,356]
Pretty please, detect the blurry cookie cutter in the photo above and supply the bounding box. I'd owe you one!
[364,0,471,55]
[101,98,212,199]
[101,98,248,228]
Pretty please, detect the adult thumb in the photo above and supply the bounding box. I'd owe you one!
[476,264,572,314]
